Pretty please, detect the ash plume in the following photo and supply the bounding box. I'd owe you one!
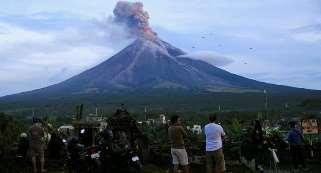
[113,1,156,39]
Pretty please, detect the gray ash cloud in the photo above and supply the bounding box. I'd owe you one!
[113,1,156,39]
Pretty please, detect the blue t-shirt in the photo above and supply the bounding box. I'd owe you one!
[287,128,304,145]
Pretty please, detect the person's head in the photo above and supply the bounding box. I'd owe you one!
[289,121,297,128]
[170,115,181,125]
[208,114,217,123]
[20,133,28,138]
[32,117,40,124]
[254,120,262,130]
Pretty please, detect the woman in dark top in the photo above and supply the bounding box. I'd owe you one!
[251,120,264,172]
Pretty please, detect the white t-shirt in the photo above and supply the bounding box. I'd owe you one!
[204,123,225,151]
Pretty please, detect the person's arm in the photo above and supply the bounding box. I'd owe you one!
[221,126,226,141]
[39,126,45,138]
[297,130,306,144]
[180,126,187,138]
[168,128,172,144]
[287,131,293,144]
[221,126,225,137]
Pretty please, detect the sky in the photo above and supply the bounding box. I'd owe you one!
[0,0,321,96]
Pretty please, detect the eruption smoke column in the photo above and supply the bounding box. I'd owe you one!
[113,1,156,39]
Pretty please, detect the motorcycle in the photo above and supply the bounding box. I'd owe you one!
[127,150,142,173]
[96,129,142,173]
[66,137,87,173]
[84,145,102,173]
[67,136,103,173]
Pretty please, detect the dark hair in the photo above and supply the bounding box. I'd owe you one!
[209,114,217,123]
[32,117,40,124]
[254,120,262,130]
[254,120,263,134]
[170,115,180,124]
[289,121,296,128]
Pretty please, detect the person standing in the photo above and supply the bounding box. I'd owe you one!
[287,121,307,172]
[29,118,46,173]
[168,115,189,173]
[204,114,226,173]
[251,120,264,172]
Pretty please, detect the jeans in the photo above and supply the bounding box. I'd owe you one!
[290,145,306,169]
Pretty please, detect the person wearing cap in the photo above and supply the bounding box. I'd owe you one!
[29,118,46,173]
[17,133,29,158]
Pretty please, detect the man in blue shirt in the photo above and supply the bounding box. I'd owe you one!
[287,121,307,171]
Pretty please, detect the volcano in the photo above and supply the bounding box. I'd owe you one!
[1,36,320,112]
[2,37,315,97]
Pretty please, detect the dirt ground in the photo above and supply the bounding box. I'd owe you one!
[3,163,253,173]
[4,161,321,173]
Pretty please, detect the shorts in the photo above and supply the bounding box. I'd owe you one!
[206,148,225,173]
[29,143,44,158]
[171,148,189,166]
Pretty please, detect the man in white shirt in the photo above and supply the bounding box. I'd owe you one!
[204,114,226,173]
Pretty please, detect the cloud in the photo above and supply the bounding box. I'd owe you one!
[290,24,321,43]
[0,13,133,96]
[223,54,321,90]
[291,32,321,43]
[178,51,233,66]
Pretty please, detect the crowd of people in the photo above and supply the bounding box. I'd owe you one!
[16,112,313,173]
[168,114,311,173]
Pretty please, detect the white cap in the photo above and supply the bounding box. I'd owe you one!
[20,133,27,138]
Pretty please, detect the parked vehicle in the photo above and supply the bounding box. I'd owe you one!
[66,137,87,173]
[85,145,102,173]
[96,127,142,173]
